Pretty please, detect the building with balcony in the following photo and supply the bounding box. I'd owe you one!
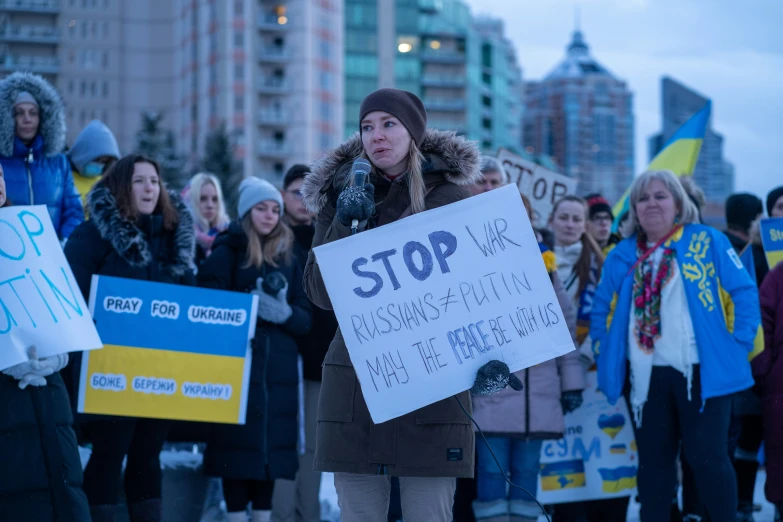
[343,0,523,154]
[523,28,634,202]
[177,0,344,182]
[648,76,734,205]
[0,0,178,156]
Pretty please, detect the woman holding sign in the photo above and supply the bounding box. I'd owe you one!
[64,154,196,522]
[591,170,760,522]
[0,170,91,521]
[301,88,481,522]
[197,177,312,522]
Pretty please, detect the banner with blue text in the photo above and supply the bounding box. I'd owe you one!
[314,185,575,423]
[78,275,257,424]
[538,371,638,504]
[0,205,102,371]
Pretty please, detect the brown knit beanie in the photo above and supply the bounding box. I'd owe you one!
[359,88,427,146]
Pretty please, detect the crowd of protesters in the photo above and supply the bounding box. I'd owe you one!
[1,72,782,522]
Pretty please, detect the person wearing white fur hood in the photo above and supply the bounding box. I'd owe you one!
[0,72,83,239]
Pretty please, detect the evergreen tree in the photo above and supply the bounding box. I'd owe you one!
[134,111,187,190]
[200,122,243,219]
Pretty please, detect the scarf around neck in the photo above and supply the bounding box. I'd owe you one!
[632,233,677,353]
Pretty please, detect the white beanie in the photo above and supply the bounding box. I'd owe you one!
[237,177,284,218]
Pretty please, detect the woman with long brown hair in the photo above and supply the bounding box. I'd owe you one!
[64,154,196,522]
[197,177,312,522]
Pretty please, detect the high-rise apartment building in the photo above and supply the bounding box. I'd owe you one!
[177,0,344,181]
[648,76,734,203]
[0,0,178,156]
[1,0,344,185]
[343,0,523,154]
[523,29,634,202]
[471,16,522,152]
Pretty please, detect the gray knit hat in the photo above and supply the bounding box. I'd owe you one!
[237,177,284,218]
[359,88,427,146]
[14,91,38,108]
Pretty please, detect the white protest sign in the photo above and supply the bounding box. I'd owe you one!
[496,148,577,227]
[0,205,102,371]
[314,185,575,423]
[538,371,638,504]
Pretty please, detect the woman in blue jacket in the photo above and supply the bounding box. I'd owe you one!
[590,170,760,522]
[0,72,83,239]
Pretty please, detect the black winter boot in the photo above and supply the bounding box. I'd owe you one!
[90,505,117,522]
[128,499,162,522]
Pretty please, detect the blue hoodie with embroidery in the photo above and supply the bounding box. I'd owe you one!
[590,224,760,406]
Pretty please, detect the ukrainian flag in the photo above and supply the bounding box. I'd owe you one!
[540,460,586,491]
[598,466,638,493]
[609,443,627,455]
[612,101,712,231]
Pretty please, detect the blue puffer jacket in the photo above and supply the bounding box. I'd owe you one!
[0,72,83,239]
[1,135,83,238]
[590,224,760,406]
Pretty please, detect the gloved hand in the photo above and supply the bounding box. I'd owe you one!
[2,347,68,390]
[560,390,584,414]
[471,360,523,396]
[336,183,375,227]
[252,277,293,324]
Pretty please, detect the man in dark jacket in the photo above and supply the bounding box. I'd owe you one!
[271,165,339,522]
[725,192,767,286]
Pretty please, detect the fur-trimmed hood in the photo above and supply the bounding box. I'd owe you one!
[302,128,481,213]
[87,184,195,276]
[0,72,66,157]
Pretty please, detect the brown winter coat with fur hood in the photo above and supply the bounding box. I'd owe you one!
[301,129,481,477]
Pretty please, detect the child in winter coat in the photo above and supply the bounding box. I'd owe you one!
[197,177,312,522]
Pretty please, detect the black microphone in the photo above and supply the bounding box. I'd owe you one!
[350,158,372,234]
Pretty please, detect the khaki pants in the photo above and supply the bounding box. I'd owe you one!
[271,380,322,522]
[334,473,456,522]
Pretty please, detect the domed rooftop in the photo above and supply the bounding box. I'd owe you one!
[544,30,617,81]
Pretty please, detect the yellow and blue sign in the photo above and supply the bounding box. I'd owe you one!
[598,466,637,493]
[78,275,257,424]
[760,218,783,270]
[540,460,586,491]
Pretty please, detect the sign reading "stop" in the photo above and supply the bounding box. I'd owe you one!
[497,149,577,227]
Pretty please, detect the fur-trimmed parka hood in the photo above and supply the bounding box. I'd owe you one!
[0,72,65,157]
[302,128,481,213]
[86,183,195,276]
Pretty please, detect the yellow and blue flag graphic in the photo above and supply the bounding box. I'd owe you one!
[598,466,637,493]
[612,101,712,231]
[609,444,627,455]
[597,413,625,440]
[540,460,586,491]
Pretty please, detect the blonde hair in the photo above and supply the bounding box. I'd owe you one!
[188,172,229,230]
[359,140,426,215]
[241,212,294,269]
[628,170,700,237]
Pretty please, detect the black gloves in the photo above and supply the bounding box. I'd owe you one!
[336,183,375,227]
[560,390,584,414]
[471,360,523,396]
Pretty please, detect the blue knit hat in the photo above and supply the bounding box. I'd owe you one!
[237,177,284,218]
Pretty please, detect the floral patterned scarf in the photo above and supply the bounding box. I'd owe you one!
[632,233,677,353]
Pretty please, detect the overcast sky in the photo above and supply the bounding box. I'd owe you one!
[463,0,782,202]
